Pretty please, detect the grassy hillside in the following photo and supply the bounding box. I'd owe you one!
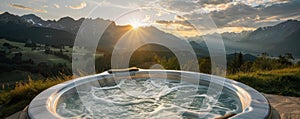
[0,76,72,118]
[0,39,72,88]
[0,39,71,65]
[227,67,300,97]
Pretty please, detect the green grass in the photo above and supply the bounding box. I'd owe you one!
[227,67,300,97]
[0,75,72,118]
[0,39,71,67]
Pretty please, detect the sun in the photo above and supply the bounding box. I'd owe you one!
[129,21,144,29]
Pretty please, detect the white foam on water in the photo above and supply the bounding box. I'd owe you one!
[56,78,242,119]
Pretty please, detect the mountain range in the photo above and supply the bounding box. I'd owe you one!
[191,19,300,58]
[0,12,299,58]
[0,12,133,48]
[0,12,207,55]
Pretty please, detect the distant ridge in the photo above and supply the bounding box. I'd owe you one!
[189,20,300,58]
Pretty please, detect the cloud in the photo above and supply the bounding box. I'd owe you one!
[157,24,200,37]
[151,0,300,35]
[234,0,289,7]
[175,15,187,21]
[97,0,144,7]
[89,1,135,10]
[197,0,232,5]
[202,3,231,12]
[209,3,259,27]
[34,9,47,13]
[67,2,87,10]
[183,0,300,28]
[198,0,289,8]
[10,4,47,13]
[157,0,201,13]
[155,19,200,37]
[10,4,34,10]
[260,0,300,19]
[217,26,256,33]
[53,4,60,8]
[155,20,194,28]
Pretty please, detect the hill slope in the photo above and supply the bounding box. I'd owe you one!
[227,68,300,97]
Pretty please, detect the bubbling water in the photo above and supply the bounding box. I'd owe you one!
[56,78,242,119]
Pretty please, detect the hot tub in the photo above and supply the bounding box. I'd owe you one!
[26,68,275,119]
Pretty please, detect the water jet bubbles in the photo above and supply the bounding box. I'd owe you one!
[149,64,167,88]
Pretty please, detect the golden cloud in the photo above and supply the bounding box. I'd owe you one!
[214,27,256,34]
[67,2,87,10]
[203,3,231,12]
[155,20,201,37]
[10,4,47,13]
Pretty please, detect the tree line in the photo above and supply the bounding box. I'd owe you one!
[95,51,299,75]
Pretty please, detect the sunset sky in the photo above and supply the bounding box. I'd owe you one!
[1,0,300,37]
